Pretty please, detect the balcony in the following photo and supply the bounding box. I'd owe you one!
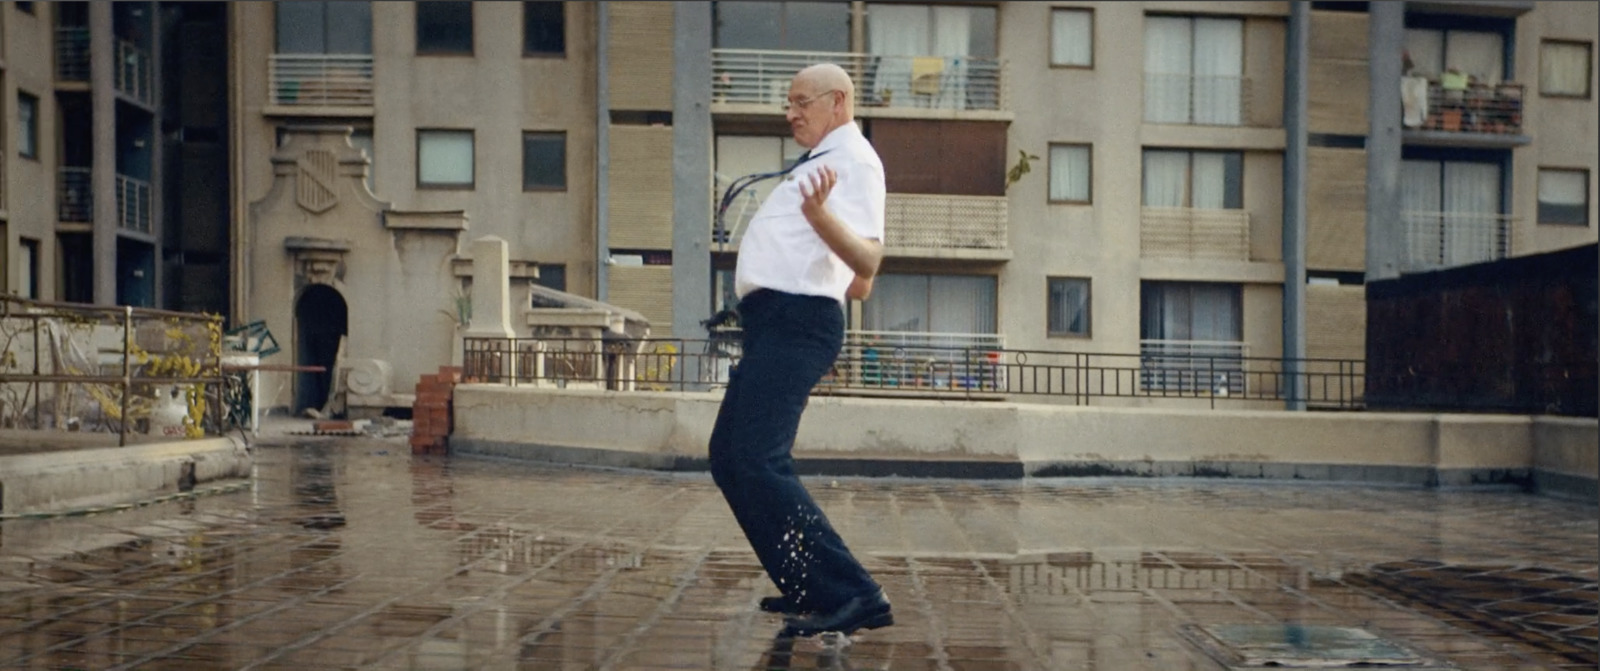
[1403,79,1529,148]
[823,330,1008,394]
[114,39,153,105]
[1143,74,1263,127]
[1141,208,1251,262]
[1400,210,1513,274]
[269,54,375,110]
[1140,340,1248,394]
[55,27,90,82]
[884,194,1008,258]
[116,173,151,235]
[711,49,1008,119]
[58,167,93,223]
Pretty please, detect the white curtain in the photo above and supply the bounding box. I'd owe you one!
[1445,31,1503,84]
[1402,160,1443,268]
[1191,152,1228,209]
[1142,284,1239,341]
[1404,29,1444,78]
[863,274,927,332]
[1192,18,1242,126]
[929,275,997,334]
[1144,17,1192,123]
[1541,42,1591,96]
[1189,284,1240,342]
[931,6,971,109]
[1143,150,1189,207]
[867,4,929,107]
[714,136,784,241]
[1048,279,1088,335]
[1442,161,1501,266]
[418,131,473,185]
[1052,9,1092,67]
[1050,145,1090,202]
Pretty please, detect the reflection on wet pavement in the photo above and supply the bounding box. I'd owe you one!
[0,440,1594,670]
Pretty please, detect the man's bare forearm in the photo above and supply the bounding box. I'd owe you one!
[806,208,883,279]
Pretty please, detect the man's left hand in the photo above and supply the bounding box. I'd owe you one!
[799,166,837,224]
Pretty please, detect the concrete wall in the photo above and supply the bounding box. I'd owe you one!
[1,2,60,300]
[451,386,1598,496]
[0,437,251,515]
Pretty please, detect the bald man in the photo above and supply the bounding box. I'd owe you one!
[708,63,892,638]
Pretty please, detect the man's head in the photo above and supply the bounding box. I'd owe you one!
[786,64,855,149]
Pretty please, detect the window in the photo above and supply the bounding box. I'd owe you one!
[19,239,39,300]
[1142,150,1242,209]
[1401,157,1505,270]
[1538,168,1589,226]
[1048,144,1091,203]
[534,264,567,292]
[524,2,565,56]
[18,92,39,159]
[862,274,997,334]
[715,1,848,52]
[1404,27,1505,83]
[1140,282,1243,392]
[417,1,472,55]
[1144,16,1243,125]
[417,129,474,188]
[58,233,94,303]
[866,4,999,109]
[1540,40,1592,98]
[16,2,33,14]
[276,1,371,54]
[1047,278,1090,337]
[522,131,567,191]
[1051,9,1093,68]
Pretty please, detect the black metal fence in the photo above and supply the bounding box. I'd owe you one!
[464,336,1365,409]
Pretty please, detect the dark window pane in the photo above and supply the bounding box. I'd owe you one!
[1538,203,1588,225]
[524,2,565,55]
[326,1,373,54]
[785,2,849,52]
[276,1,325,54]
[536,264,567,292]
[1048,278,1090,336]
[968,6,998,59]
[1223,151,1243,209]
[417,1,473,54]
[714,1,780,49]
[523,132,567,190]
[19,93,39,158]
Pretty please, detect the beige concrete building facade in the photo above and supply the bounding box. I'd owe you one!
[2,1,1595,414]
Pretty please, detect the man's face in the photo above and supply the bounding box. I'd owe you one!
[785,79,837,149]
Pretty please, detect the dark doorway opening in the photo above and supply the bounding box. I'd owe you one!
[295,284,348,414]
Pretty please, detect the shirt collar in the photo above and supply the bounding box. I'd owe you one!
[808,121,861,157]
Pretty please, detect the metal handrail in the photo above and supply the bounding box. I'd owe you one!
[1400,209,1515,273]
[116,173,152,234]
[270,53,375,106]
[713,48,1006,112]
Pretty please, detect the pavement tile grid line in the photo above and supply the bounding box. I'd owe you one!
[0,443,1593,670]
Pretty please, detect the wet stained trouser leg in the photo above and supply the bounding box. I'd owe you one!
[708,290,880,612]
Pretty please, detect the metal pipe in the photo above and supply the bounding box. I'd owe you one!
[595,2,610,302]
[120,306,132,447]
[1283,1,1310,411]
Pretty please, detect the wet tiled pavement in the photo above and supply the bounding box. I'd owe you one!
[1,439,1595,670]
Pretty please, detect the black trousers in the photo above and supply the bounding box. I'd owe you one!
[708,289,880,612]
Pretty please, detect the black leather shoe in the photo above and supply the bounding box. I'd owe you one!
[759,595,805,615]
[781,590,893,637]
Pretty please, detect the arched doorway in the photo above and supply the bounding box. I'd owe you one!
[295,284,348,414]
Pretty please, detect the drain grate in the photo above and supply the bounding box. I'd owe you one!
[1179,624,1455,669]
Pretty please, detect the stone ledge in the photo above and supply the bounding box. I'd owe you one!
[0,437,251,516]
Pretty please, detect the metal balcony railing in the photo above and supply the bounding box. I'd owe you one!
[1141,207,1251,261]
[829,331,1007,392]
[712,49,1007,113]
[270,54,375,107]
[885,194,1007,250]
[1140,340,1248,394]
[58,167,93,223]
[116,173,152,234]
[114,39,153,104]
[55,27,90,82]
[1410,80,1524,135]
[1400,210,1514,273]
[1143,73,1258,127]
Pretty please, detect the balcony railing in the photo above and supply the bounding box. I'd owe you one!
[114,39,153,105]
[1406,79,1523,135]
[1400,210,1513,273]
[58,167,93,223]
[827,331,1007,392]
[55,27,90,82]
[270,54,375,107]
[712,49,1006,113]
[1141,208,1251,261]
[885,194,1007,250]
[116,174,152,234]
[1143,73,1258,127]
[1140,340,1248,394]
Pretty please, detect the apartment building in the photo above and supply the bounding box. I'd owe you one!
[2,1,1595,413]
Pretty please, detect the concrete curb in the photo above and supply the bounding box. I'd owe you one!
[0,436,252,516]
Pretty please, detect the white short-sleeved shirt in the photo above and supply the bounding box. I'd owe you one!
[734,122,886,305]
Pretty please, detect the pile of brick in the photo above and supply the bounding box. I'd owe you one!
[411,366,462,455]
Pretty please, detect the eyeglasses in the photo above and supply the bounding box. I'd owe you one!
[783,89,839,112]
